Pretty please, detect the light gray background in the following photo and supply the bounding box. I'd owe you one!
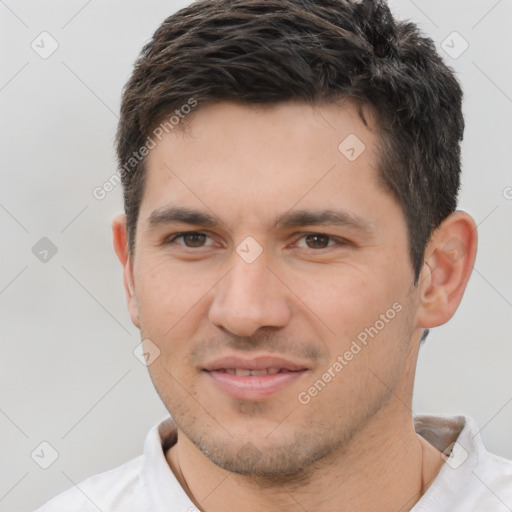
[1,1,511,510]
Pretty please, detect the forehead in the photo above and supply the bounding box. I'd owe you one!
[139,100,393,231]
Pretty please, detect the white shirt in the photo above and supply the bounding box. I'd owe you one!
[34,414,512,512]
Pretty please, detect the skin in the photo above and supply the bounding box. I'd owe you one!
[113,100,478,511]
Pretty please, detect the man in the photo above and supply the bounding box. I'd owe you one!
[35,0,512,510]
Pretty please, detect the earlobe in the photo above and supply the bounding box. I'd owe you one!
[417,211,478,330]
[112,214,140,329]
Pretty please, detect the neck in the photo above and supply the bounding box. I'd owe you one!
[166,405,444,512]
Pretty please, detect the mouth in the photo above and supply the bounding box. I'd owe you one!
[213,368,296,376]
[202,356,309,401]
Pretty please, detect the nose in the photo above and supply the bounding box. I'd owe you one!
[208,253,293,337]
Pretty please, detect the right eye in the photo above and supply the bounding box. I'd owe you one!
[165,231,214,248]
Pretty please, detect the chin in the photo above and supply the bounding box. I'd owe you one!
[189,426,341,480]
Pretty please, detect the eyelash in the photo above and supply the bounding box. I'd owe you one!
[165,232,217,248]
[165,231,349,250]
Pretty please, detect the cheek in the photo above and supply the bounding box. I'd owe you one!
[135,258,213,395]
[293,272,415,417]
[288,260,414,391]
[134,256,215,341]
[287,264,401,340]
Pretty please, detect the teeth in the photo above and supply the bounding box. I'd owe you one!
[227,368,283,376]
[250,369,268,376]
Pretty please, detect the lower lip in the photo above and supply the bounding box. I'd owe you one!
[205,370,307,401]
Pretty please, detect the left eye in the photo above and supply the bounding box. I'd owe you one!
[167,232,213,248]
[296,234,338,249]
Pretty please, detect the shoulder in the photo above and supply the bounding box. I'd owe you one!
[34,455,149,512]
[414,414,512,511]
[436,448,512,511]
[472,449,512,501]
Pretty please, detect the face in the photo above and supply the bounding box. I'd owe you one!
[128,101,421,475]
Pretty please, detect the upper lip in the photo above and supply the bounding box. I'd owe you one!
[202,355,309,372]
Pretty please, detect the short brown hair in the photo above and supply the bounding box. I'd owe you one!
[116,0,464,281]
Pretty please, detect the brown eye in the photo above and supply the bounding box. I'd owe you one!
[304,234,331,249]
[182,232,207,247]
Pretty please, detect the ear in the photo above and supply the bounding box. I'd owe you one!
[112,214,140,329]
[416,211,478,329]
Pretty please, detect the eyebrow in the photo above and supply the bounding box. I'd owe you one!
[148,206,218,228]
[272,209,374,235]
[147,205,374,235]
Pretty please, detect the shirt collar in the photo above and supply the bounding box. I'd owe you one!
[142,414,483,510]
[141,415,195,511]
